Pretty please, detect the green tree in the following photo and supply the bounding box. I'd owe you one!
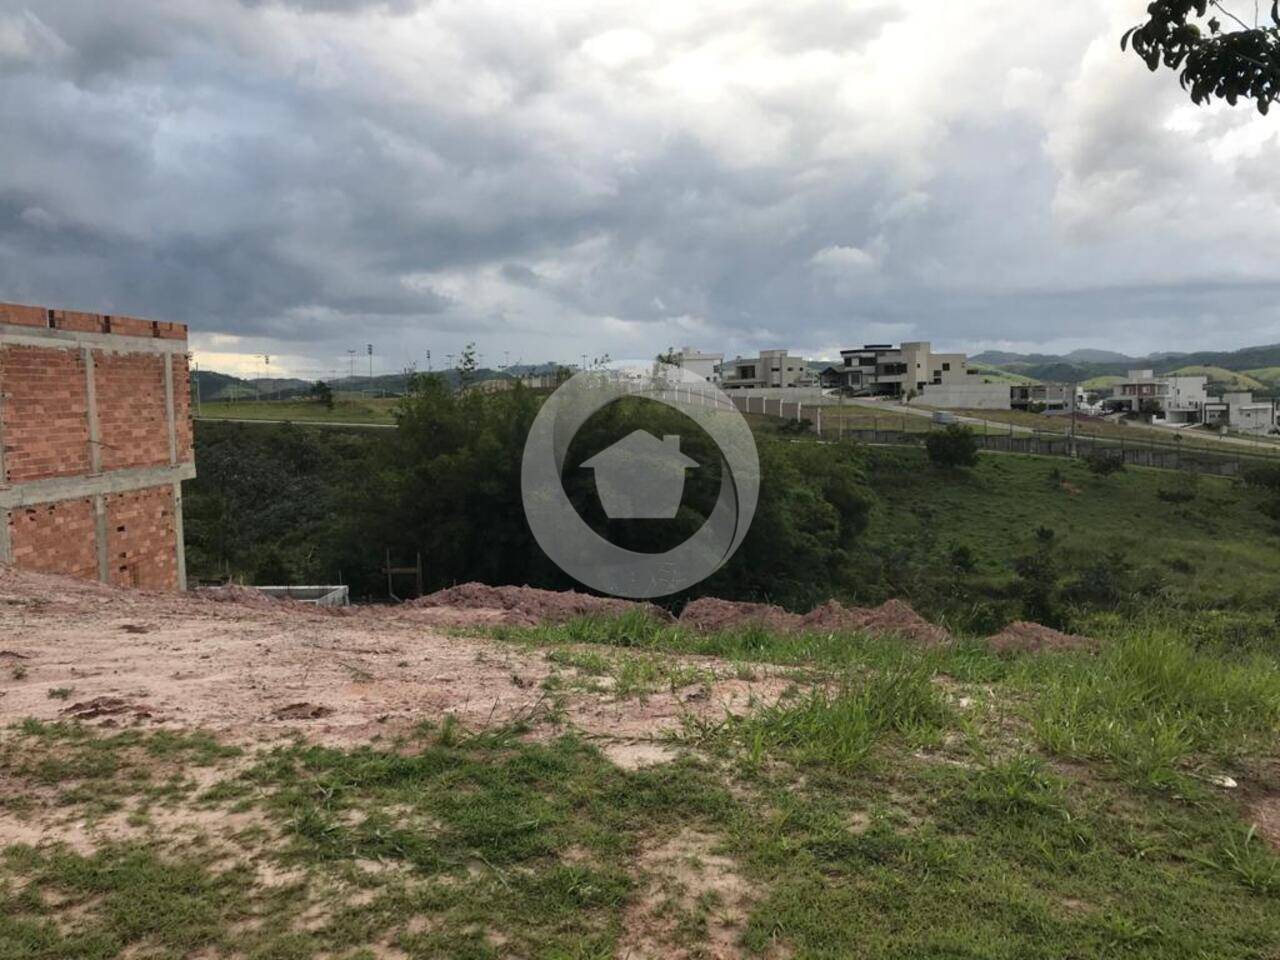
[456,343,480,390]
[1013,527,1063,627]
[310,380,334,409]
[1123,2,1280,113]
[924,424,979,469]
[1085,450,1125,477]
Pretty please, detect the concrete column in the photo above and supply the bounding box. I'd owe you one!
[0,346,9,564]
[94,495,109,583]
[172,480,187,591]
[163,353,177,465]
[83,347,108,583]
[83,348,102,475]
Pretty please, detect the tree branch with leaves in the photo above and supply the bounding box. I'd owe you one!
[1123,1,1280,113]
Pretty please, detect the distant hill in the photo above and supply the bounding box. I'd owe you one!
[192,366,529,403]
[966,362,1039,385]
[971,348,1138,366]
[973,341,1280,396]
[1167,366,1266,392]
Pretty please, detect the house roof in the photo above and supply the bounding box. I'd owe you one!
[580,431,699,470]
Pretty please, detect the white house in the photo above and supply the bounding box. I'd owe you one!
[720,349,816,391]
[1115,369,1208,423]
[819,341,969,398]
[670,347,723,384]
[1204,392,1278,435]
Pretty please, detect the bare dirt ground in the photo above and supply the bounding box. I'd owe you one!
[0,568,790,751]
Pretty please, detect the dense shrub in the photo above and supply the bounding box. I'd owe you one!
[924,424,979,469]
[1241,463,1280,491]
[1085,450,1125,476]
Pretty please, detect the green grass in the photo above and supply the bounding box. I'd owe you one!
[1024,626,1280,788]
[494,608,1008,682]
[1244,366,1280,387]
[863,448,1280,610]
[967,362,1041,385]
[1082,374,1127,390]
[1169,366,1267,391]
[197,395,398,425]
[4,606,1280,959]
[683,659,951,772]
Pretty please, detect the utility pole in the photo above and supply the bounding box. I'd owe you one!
[262,355,270,401]
[426,349,432,372]
[1069,380,1078,459]
[347,349,356,380]
[367,344,373,394]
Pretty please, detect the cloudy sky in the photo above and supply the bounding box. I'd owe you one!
[2,0,1279,377]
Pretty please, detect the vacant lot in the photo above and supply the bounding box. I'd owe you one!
[865,449,1280,610]
[198,395,399,425]
[0,568,1278,958]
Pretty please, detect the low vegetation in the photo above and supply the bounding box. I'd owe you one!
[3,607,1278,958]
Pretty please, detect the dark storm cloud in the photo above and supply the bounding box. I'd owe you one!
[1,0,1278,373]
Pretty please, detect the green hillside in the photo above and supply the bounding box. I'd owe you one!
[1082,374,1126,390]
[967,361,1039,384]
[1244,366,1280,386]
[1168,366,1266,391]
[864,447,1280,611]
[197,395,398,424]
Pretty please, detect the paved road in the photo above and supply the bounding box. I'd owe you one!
[195,416,396,430]
[842,398,1279,456]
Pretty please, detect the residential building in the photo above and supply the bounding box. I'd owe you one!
[720,349,815,391]
[669,347,723,383]
[1115,369,1208,423]
[1010,383,1088,412]
[819,342,968,398]
[1204,392,1278,435]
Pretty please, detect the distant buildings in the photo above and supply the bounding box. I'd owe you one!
[668,347,723,383]
[719,349,816,391]
[1204,391,1278,435]
[818,341,1010,408]
[818,342,968,397]
[1010,383,1088,412]
[666,343,1279,428]
[1115,369,1208,423]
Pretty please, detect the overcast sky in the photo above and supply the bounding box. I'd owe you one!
[2,0,1279,377]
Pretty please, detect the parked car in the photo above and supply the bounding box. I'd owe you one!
[932,411,957,425]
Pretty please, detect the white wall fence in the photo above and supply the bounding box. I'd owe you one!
[727,395,1280,477]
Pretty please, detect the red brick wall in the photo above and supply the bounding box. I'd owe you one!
[173,354,193,460]
[106,487,178,589]
[1,345,92,483]
[9,498,99,581]
[1,300,192,591]
[94,352,171,471]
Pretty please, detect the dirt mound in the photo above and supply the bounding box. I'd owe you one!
[1253,795,1280,851]
[804,599,950,647]
[986,621,1096,654]
[410,582,671,627]
[677,597,803,634]
[195,584,282,607]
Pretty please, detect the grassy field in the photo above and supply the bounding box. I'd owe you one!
[759,403,1280,457]
[945,407,1280,455]
[966,362,1040,385]
[3,610,1278,959]
[1169,366,1268,392]
[197,394,399,424]
[862,447,1280,610]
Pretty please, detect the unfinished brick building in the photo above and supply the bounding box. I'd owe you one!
[0,302,194,590]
